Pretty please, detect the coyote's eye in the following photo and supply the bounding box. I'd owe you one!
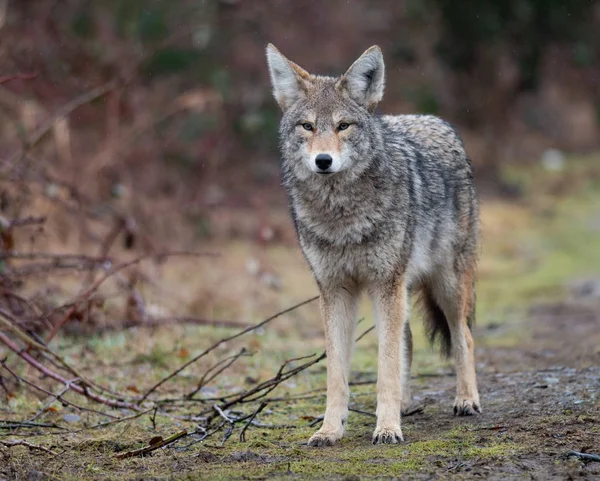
[301,123,313,131]
[338,122,350,131]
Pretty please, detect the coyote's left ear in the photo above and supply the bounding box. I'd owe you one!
[338,46,385,111]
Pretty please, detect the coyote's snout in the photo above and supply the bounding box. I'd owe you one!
[266,44,481,447]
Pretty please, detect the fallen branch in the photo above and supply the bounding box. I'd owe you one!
[123,316,252,330]
[140,295,319,401]
[0,421,65,430]
[115,430,188,459]
[0,331,139,411]
[195,324,375,443]
[213,405,235,445]
[240,402,268,442]
[1,361,119,420]
[0,308,124,398]
[0,439,59,456]
[187,348,251,399]
[567,451,600,463]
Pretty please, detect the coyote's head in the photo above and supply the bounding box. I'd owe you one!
[266,44,385,179]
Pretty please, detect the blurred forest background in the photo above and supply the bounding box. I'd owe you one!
[2,0,600,244]
[2,2,600,479]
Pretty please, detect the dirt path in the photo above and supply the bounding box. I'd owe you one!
[396,298,600,480]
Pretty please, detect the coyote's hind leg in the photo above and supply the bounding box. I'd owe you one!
[431,266,480,416]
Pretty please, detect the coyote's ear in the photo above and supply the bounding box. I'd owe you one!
[266,44,312,111]
[338,46,385,111]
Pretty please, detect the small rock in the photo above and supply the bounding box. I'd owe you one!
[62,413,81,423]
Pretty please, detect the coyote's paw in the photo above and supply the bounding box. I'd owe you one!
[453,398,481,416]
[372,426,404,445]
[307,428,343,447]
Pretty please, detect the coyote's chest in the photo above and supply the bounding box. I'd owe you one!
[292,183,391,246]
[291,184,406,283]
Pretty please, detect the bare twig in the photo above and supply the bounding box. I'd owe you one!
[9,82,118,165]
[187,348,251,399]
[0,308,121,397]
[0,331,139,411]
[140,296,319,401]
[1,361,119,420]
[240,402,268,442]
[115,430,188,459]
[123,316,252,330]
[213,405,235,445]
[0,421,65,430]
[0,439,59,456]
[28,382,73,422]
[64,408,155,435]
[0,73,37,85]
[567,451,600,462]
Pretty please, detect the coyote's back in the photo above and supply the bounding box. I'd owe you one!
[266,44,480,447]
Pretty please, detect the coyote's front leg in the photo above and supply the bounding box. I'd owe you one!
[370,276,407,444]
[307,286,358,447]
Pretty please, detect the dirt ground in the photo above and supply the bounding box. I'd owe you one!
[1,295,599,480]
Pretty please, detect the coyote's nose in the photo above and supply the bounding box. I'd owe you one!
[315,153,333,171]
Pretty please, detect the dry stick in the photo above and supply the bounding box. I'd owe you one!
[213,405,235,445]
[0,308,110,395]
[215,353,326,414]
[225,325,375,409]
[64,408,155,435]
[115,430,189,460]
[0,331,139,411]
[0,439,59,456]
[27,383,73,423]
[0,421,64,430]
[140,296,320,401]
[121,316,252,331]
[186,348,251,399]
[199,324,376,441]
[239,402,268,442]
[568,451,600,462]
[1,361,119,420]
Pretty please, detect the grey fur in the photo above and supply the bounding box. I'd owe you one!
[267,44,480,445]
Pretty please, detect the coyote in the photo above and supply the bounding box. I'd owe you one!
[266,44,480,446]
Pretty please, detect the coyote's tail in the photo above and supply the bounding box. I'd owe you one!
[419,287,451,358]
[418,283,476,358]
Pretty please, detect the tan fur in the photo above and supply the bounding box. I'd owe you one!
[430,268,480,415]
[307,284,359,447]
[369,275,408,443]
[453,271,479,412]
[309,131,341,159]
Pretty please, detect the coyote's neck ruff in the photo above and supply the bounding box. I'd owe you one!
[267,44,480,447]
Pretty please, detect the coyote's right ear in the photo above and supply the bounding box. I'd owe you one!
[266,44,312,111]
